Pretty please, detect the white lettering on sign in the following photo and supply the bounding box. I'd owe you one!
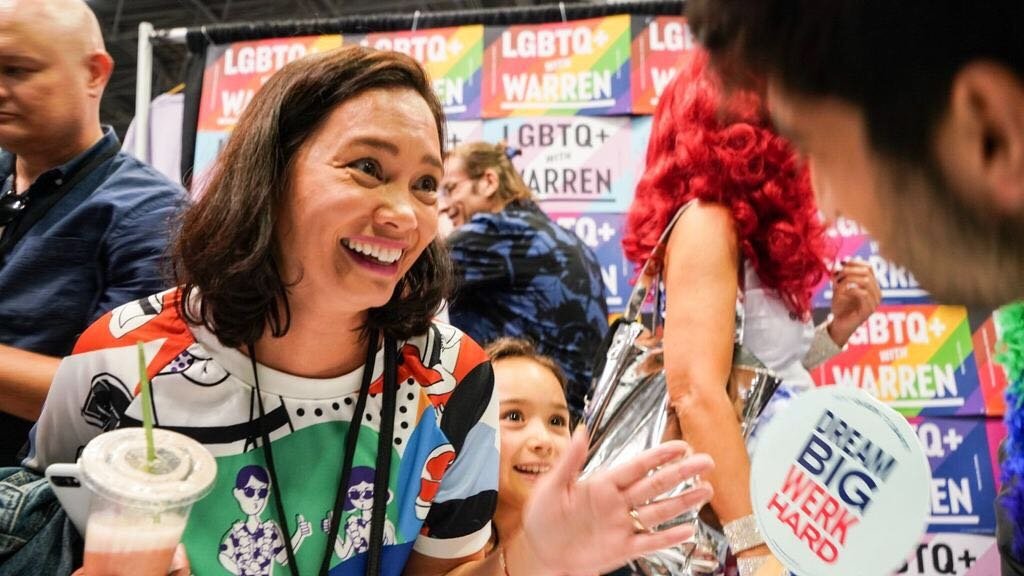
[556,217,621,299]
[831,364,959,401]
[848,311,932,346]
[555,216,618,248]
[601,264,619,299]
[223,44,309,76]
[867,255,921,292]
[828,218,870,238]
[501,71,613,104]
[501,26,605,58]
[363,35,458,63]
[648,20,693,52]
[219,90,255,124]
[930,477,973,515]
[911,423,965,458]
[878,347,909,362]
[433,77,465,109]
[650,67,678,97]
[576,217,598,248]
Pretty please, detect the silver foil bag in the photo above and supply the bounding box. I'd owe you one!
[583,325,781,575]
[581,203,783,575]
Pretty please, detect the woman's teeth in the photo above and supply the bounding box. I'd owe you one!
[513,464,551,475]
[342,239,402,264]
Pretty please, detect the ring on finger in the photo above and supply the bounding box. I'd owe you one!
[629,507,654,534]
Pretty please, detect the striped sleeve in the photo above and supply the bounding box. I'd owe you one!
[413,332,499,559]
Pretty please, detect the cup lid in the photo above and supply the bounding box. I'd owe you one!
[79,428,217,510]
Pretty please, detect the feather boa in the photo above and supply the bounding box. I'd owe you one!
[996,301,1024,557]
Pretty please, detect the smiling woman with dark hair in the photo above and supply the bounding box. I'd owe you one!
[23,45,715,576]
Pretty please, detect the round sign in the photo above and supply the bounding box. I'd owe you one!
[749,386,930,576]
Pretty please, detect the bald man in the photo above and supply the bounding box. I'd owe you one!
[0,0,185,465]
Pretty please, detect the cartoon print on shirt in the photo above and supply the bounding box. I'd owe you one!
[32,298,499,572]
[321,466,396,561]
[158,344,230,386]
[415,444,455,520]
[434,324,461,365]
[109,292,164,338]
[81,372,133,431]
[219,465,312,576]
[405,324,462,412]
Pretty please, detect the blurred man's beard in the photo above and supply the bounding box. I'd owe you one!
[872,155,1024,309]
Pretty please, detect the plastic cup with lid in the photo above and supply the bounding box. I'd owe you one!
[78,427,217,576]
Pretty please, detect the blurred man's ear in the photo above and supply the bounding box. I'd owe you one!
[85,51,115,98]
[936,61,1024,218]
[481,168,500,199]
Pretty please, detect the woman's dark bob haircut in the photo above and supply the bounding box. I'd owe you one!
[173,45,451,348]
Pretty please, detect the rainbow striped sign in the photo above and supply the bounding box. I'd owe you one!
[197,35,343,133]
[908,416,1005,534]
[346,26,483,120]
[812,217,931,308]
[482,16,632,117]
[811,305,985,416]
[971,311,1009,416]
[194,35,343,179]
[630,16,695,114]
[482,116,634,212]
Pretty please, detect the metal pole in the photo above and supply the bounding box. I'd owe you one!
[134,21,154,160]
[160,27,189,43]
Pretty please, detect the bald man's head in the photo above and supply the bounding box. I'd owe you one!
[0,0,114,160]
[22,0,105,50]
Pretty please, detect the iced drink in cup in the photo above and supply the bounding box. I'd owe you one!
[78,427,217,576]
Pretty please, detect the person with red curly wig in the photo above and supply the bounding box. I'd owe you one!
[622,50,880,576]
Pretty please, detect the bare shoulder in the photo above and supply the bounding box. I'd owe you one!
[666,201,739,268]
[677,201,736,236]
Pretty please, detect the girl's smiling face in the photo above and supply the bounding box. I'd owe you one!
[493,356,571,515]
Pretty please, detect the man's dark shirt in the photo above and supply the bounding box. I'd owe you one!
[0,128,185,464]
[447,200,609,414]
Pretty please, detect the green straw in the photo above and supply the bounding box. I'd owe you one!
[137,341,156,472]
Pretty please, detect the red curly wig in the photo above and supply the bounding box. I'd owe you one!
[623,50,830,317]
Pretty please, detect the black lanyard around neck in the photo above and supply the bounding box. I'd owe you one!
[247,332,398,576]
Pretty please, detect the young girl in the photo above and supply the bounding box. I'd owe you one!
[486,337,712,574]
[485,337,573,546]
